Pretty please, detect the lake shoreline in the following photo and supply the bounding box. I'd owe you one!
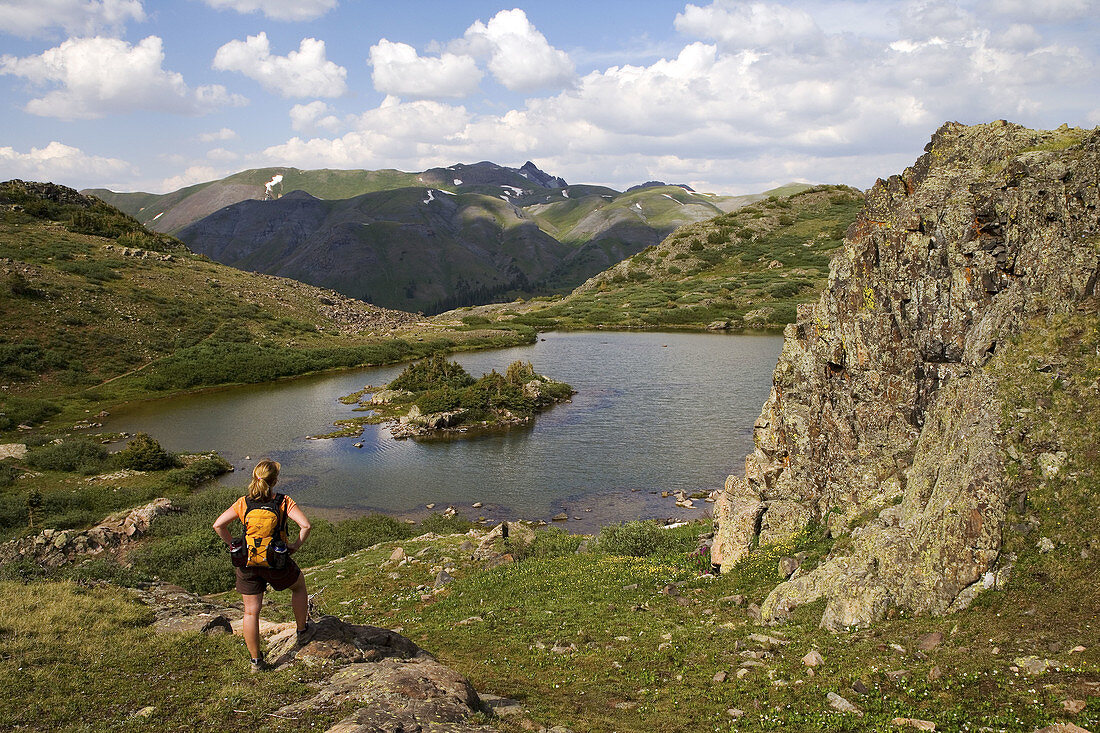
[104,331,782,523]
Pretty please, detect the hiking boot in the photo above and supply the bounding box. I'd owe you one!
[250,657,271,673]
[296,621,314,645]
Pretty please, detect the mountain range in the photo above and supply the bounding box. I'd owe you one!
[86,163,809,313]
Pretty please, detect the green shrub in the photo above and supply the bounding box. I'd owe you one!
[25,439,110,474]
[0,395,60,429]
[131,528,230,594]
[416,387,462,414]
[417,512,477,535]
[0,464,18,488]
[114,433,179,471]
[597,520,684,557]
[389,353,475,392]
[58,260,120,282]
[461,315,491,326]
[529,527,585,558]
[504,360,537,385]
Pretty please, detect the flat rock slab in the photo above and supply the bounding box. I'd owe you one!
[0,444,27,460]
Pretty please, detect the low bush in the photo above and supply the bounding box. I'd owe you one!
[25,439,110,474]
[416,387,462,414]
[113,433,179,471]
[597,520,689,557]
[0,395,60,429]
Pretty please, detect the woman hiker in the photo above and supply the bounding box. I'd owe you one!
[213,459,313,671]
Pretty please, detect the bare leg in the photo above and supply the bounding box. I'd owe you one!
[288,572,309,631]
[241,592,264,660]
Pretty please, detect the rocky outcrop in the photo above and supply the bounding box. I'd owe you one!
[139,583,497,732]
[712,121,1100,630]
[0,498,176,567]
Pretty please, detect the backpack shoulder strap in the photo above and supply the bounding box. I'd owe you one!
[274,493,288,535]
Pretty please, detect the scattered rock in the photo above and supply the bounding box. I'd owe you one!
[1038,451,1068,477]
[133,707,156,719]
[1061,699,1087,714]
[552,512,569,522]
[826,692,863,716]
[802,649,824,667]
[748,633,789,648]
[472,502,483,508]
[712,671,728,683]
[746,603,762,622]
[0,443,27,460]
[851,679,870,695]
[1014,656,1055,675]
[778,556,801,579]
[1038,537,1056,553]
[891,718,936,731]
[727,707,745,718]
[927,665,942,682]
[1033,725,1092,733]
[479,693,524,718]
[434,570,454,588]
[389,547,406,563]
[918,632,943,651]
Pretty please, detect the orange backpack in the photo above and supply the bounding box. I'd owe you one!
[242,494,289,569]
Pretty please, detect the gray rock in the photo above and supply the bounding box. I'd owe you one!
[802,649,824,667]
[434,570,454,588]
[826,692,863,716]
[712,122,1100,630]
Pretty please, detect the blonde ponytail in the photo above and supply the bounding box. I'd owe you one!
[248,459,280,501]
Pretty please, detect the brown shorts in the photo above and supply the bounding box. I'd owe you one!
[235,558,302,595]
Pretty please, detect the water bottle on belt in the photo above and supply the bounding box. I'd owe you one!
[229,538,247,568]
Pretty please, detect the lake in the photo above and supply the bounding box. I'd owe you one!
[106,331,782,530]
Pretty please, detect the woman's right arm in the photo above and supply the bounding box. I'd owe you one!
[212,506,238,547]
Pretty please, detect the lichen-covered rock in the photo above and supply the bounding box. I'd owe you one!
[0,498,176,567]
[714,121,1100,629]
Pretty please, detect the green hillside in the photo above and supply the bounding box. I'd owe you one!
[84,166,817,314]
[0,181,532,435]
[439,185,863,330]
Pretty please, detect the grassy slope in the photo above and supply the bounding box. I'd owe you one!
[0,184,534,435]
[438,185,862,331]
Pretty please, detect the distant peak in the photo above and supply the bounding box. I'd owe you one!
[518,161,567,189]
[626,181,696,193]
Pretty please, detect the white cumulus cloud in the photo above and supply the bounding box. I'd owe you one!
[213,32,347,98]
[289,100,342,132]
[199,0,337,21]
[0,0,145,39]
[457,8,574,92]
[984,0,1097,22]
[0,36,244,119]
[198,127,238,142]
[368,39,482,99]
[0,141,132,186]
[675,1,823,52]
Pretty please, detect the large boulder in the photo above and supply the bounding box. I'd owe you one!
[713,122,1100,629]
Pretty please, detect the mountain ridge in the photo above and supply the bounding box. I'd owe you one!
[91,163,813,313]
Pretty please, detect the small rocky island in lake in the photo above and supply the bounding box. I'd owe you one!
[319,354,575,440]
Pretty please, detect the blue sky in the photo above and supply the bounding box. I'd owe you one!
[1,0,1097,195]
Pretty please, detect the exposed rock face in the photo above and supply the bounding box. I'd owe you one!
[0,498,176,567]
[713,121,1100,630]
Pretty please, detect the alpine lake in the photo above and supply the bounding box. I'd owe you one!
[106,331,782,531]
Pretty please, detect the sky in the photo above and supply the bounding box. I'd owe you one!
[0,0,1097,196]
